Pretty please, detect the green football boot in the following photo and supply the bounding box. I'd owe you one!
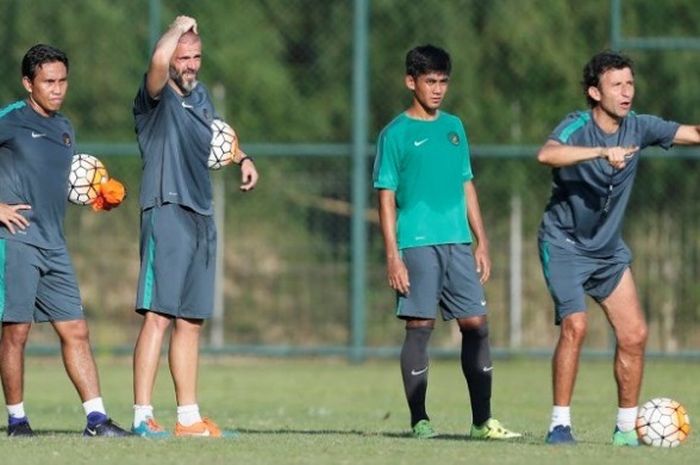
[412,419,438,439]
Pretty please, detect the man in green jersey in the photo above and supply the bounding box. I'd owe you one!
[373,44,520,440]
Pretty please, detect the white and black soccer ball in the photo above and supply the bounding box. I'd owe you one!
[636,397,691,447]
[209,118,237,170]
[67,154,108,205]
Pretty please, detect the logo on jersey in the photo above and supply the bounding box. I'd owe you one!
[31,131,46,138]
[447,131,460,145]
[181,101,194,109]
[62,133,72,146]
[413,138,429,147]
[203,108,211,121]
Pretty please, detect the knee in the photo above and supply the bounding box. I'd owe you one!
[560,315,587,343]
[1,324,31,348]
[617,323,648,353]
[61,321,91,344]
[144,312,172,332]
[458,316,488,335]
[172,318,204,337]
[405,318,435,330]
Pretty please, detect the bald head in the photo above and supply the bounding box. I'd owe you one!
[169,30,201,94]
[179,31,201,45]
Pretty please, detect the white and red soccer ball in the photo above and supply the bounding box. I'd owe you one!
[67,153,108,205]
[636,397,691,448]
[209,118,237,170]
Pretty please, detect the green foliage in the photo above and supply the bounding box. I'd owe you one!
[2,0,700,143]
[2,0,700,350]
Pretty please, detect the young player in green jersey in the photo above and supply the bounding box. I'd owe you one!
[373,44,520,440]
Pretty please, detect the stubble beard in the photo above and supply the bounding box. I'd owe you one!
[170,67,198,94]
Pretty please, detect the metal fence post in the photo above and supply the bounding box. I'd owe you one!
[210,84,227,348]
[148,0,161,54]
[350,0,369,363]
[509,194,522,348]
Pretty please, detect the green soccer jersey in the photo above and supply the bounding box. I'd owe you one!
[373,111,473,249]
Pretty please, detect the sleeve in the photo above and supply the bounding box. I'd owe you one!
[637,114,680,150]
[66,119,77,155]
[548,112,585,145]
[202,86,222,121]
[372,127,401,191]
[0,116,12,146]
[459,120,473,182]
[133,74,159,116]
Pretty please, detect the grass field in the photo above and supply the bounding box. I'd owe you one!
[0,357,696,464]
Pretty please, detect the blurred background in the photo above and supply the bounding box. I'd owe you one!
[1,0,699,359]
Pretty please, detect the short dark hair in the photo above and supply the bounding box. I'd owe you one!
[405,44,451,78]
[582,50,634,107]
[21,44,69,80]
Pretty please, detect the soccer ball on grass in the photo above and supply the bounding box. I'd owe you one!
[636,397,691,447]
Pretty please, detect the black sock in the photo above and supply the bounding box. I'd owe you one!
[400,326,432,427]
[460,323,492,426]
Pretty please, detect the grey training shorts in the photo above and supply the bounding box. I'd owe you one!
[396,243,488,321]
[538,238,630,325]
[0,239,83,323]
[136,203,216,319]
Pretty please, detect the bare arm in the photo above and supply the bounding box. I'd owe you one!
[673,125,700,145]
[537,139,638,170]
[238,153,259,192]
[146,15,198,99]
[378,189,410,295]
[465,181,490,284]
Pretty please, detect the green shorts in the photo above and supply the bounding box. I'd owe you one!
[0,239,83,323]
[136,203,216,319]
[396,243,487,321]
[538,238,630,325]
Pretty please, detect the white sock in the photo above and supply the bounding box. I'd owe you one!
[176,404,202,426]
[7,402,26,419]
[550,405,571,431]
[134,404,154,428]
[82,397,107,416]
[616,407,638,432]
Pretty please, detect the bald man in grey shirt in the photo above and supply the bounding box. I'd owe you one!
[131,15,258,438]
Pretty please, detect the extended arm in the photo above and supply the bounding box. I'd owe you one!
[146,15,198,98]
[378,189,410,295]
[465,181,490,284]
[673,125,700,145]
[537,139,638,170]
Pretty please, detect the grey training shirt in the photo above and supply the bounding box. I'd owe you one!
[539,110,679,257]
[0,100,75,249]
[134,77,217,215]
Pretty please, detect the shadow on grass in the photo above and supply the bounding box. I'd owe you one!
[0,426,88,437]
[237,427,465,439]
[237,428,543,443]
[236,428,589,446]
[1,426,582,446]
